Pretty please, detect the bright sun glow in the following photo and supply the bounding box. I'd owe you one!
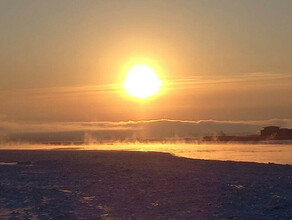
[123,64,162,98]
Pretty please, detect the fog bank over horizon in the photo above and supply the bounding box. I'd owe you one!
[1,118,292,142]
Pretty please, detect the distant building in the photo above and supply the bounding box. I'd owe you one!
[260,126,292,139]
[203,126,292,142]
[278,128,291,136]
[260,126,280,137]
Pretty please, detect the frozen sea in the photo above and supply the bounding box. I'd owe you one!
[1,142,292,165]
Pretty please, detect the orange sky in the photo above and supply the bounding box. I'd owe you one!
[0,0,291,123]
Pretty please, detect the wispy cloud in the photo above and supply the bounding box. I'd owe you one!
[1,72,290,97]
[166,72,292,90]
[0,72,290,124]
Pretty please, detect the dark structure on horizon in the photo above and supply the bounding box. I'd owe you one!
[260,126,292,139]
[203,126,292,142]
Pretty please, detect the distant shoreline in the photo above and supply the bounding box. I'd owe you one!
[1,139,292,146]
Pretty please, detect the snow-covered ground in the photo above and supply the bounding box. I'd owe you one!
[0,150,291,219]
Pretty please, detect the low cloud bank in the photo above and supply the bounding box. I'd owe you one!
[1,118,292,142]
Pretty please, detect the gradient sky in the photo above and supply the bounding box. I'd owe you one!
[0,0,291,123]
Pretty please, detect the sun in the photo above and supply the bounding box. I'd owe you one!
[123,64,162,98]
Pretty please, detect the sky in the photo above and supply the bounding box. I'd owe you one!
[0,0,291,137]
